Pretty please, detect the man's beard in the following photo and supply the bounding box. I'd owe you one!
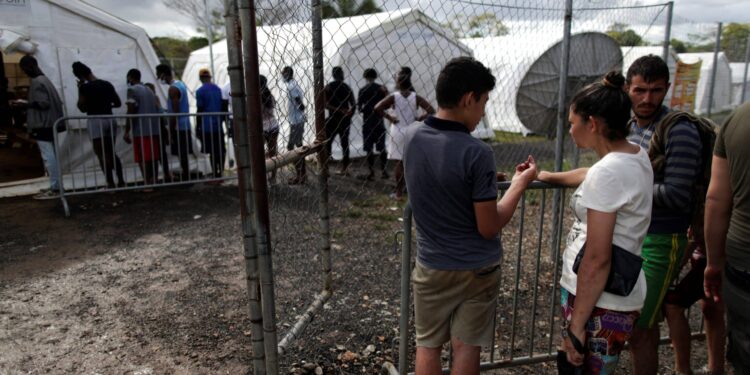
[633,105,658,120]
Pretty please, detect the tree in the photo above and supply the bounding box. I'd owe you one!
[444,13,508,38]
[162,0,225,40]
[721,23,750,62]
[670,38,687,53]
[322,0,382,19]
[606,23,643,47]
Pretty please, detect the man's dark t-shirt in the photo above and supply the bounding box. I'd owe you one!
[358,82,387,116]
[324,81,354,115]
[79,79,120,115]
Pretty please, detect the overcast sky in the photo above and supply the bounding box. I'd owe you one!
[84,0,750,39]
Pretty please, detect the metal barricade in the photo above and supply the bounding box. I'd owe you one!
[51,112,322,217]
[397,181,706,373]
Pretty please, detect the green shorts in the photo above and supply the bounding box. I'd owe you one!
[412,262,501,348]
[636,233,687,329]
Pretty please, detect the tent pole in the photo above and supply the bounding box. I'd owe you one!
[741,35,750,104]
[223,0,267,373]
[662,2,673,63]
[237,0,280,373]
[707,22,722,118]
[551,0,573,261]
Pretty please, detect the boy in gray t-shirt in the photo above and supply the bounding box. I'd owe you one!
[403,57,537,374]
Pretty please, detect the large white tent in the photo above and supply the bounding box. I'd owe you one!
[621,46,678,106]
[0,0,168,174]
[678,52,733,115]
[183,9,482,159]
[730,62,750,106]
[462,31,622,136]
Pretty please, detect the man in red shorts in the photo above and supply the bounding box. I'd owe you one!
[124,69,162,189]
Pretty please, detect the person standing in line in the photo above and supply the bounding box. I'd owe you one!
[143,82,173,182]
[538,71,653,374]
[220,80,236,169]
[323,66,355,175]
[704,101,750,375]
[72,61,125,188]
[357,68,388,181]
[282,66,307,185]
[12,55,64,199]
[124,69,161,190]
[404,57,536,375]
[156,63,192,181]
[259,74,280,184]
[195,68,225,180]
[375,67,435,200]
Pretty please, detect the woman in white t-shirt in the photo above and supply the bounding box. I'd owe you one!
[374,68,434,199]
[537,71,653,374]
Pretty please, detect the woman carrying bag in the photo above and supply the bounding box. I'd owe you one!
[537,71,653,374]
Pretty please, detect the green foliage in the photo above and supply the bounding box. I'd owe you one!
[721,23,750,62]
[151,37,207,79]
[444,13,509,38]
[670,38,687,53]
[322,0,382,19]
[187,37,209,51]
[606,23,644,47]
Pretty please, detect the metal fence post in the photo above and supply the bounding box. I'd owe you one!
[742,36,750,104]
[398,203,413,374]
[662,1,674,63]
[707,22,722,118]
[551,0,573,259]
[237,0,279,373]
[223,0,267,373]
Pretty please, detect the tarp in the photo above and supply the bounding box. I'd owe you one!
[462,31,622,136]
[621,46,678,106]
[677,52,733,115]
[183,9,485,160]
[0,0,168,173]
[730,62,750,106]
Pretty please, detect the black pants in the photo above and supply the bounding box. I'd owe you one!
[92,134,124,188]
[325,114,351,166]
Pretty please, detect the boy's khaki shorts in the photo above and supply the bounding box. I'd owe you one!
[412,262,501,348]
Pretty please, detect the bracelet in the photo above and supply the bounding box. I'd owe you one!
[566,326,587,355]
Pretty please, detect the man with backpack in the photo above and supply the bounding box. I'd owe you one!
[624,55,722,375]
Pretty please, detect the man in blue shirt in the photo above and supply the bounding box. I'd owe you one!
[156,64,192,181]
[404,57,537,374]
[195,68,225,179]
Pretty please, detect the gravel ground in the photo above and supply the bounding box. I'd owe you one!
[0,143,713,374]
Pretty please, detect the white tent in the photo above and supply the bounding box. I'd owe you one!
[677,52,733,115]
[730,62,750,106]
[621,46,678,105]
[461,31,622,136]
[0,0,168,174]
[183,9,481,160]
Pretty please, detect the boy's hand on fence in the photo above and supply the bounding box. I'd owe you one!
[512,155,538,185]
[496,172,508,182]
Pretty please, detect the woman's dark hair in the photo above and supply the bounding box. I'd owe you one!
[396,71,414,92]
[570,71,631,141]
[259,74,274,109]
[363,68,377,80]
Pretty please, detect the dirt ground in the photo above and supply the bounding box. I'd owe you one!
[0,154,712,374]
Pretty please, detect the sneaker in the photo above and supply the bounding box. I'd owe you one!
[33,190,59,200]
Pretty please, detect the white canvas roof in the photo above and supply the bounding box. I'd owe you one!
[729,62,750,106]
[462,30,622,136]
[184,9,483,159]
[621,46,678,105]
[678,52,733,114]
[0,0,168,174]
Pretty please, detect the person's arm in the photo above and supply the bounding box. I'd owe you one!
[77,84,88,113]
[563,208,616,366]
[110,83,122,108]
[537,168,589,187]
[346,87,355,116]
[374,95,397,123]
[29,81,51,110]
[704,156,732,302]
[124,88,136,144]
[168,85,180,130]
[415,95,435,121]
[653,121,702,210]
[474,155,537,239]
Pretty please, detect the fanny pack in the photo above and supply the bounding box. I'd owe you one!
[572,242,642,297]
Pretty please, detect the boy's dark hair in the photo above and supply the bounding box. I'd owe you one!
[571,71,632,141]
[626,54,670,84]
[332,66,344,81]
[19,55,38,69]
[363,68,377,80]
[127,69,141,81]
[435,56,495,109]
[156,64,172,77]
[72,61,92,78]
[282,66,293,76]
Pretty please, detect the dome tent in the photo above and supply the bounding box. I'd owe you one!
[183,8,484,160]
[462,31,622,136]
[678,52,733,115]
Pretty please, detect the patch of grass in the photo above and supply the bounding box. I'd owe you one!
[344,208,363,219]
[492,130,548,144]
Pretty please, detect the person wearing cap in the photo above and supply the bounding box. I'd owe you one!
[195,68,225,180]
